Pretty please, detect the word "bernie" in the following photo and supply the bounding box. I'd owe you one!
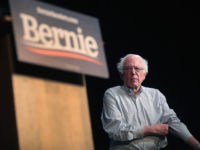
[20,13,99,58]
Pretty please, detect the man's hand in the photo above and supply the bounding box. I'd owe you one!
[144,123,169,136]
[187,136,200,150]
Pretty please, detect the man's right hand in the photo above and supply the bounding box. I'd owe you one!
[144,123,169,136]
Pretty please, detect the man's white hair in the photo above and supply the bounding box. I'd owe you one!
[116,54,148,74]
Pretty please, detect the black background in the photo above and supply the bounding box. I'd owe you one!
[1,0,200,150]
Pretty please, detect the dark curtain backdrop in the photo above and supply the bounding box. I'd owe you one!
[1,1,199,150]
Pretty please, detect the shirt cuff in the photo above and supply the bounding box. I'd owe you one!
[133,127,145,139]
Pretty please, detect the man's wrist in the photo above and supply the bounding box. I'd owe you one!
[144,126,151,136]
[187,137,200,150]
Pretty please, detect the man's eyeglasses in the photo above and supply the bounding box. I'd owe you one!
[123,66,144,73]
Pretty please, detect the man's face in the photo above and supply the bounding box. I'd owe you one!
[122,56,147,89]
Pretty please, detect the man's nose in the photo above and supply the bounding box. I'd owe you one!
[131,68,137,74]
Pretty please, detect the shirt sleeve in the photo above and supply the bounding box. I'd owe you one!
[101,89,144,141]
[158,91,193,141]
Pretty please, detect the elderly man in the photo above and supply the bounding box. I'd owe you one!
[101,54,200,150]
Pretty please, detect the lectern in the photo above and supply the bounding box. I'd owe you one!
[1,1,108,149]
[0,16,94,150]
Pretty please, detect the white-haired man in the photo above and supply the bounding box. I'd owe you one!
[101,54,200,150]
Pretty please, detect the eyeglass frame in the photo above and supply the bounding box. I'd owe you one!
[123,66,145,73]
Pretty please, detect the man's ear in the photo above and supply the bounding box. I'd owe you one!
[144,72,148,79]
[145,72,148,76]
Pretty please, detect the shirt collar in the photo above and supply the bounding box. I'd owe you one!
[122,84,144,96]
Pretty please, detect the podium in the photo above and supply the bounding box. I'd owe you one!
[0,20,94,150]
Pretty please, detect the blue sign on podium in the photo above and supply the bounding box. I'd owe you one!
[9,0,109,78]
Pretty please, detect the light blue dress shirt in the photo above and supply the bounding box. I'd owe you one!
[101,85,192,150]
